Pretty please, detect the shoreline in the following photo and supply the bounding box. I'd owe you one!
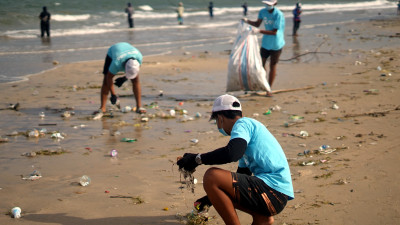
[0,16,399,225]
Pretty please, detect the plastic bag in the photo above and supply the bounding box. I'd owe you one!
[226,22,271,92]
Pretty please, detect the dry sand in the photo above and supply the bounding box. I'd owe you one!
[0,17,399,225]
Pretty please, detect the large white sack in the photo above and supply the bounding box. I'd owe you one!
[226,22,271,92]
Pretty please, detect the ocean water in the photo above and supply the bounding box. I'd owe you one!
[0,0,397,82]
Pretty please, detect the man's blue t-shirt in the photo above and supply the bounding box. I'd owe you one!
[107,42,143,75]
[258,7,285,51]
[230,117,294,200]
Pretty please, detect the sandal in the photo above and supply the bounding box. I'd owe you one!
[135,107,146,114]
[92,110,104,120]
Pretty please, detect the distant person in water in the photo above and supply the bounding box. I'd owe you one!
[397,1,400,15]
[177,2,184,25]
[242,2,248,16]
[209,1,214,18]
[125,3,134,28]
[39,6,51,37]
[292,2,302,36]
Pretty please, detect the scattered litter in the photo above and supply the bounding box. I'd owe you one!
[195,112,202,118]
[0,137,9,143]
[79,175,91,186]
[332,104,339,110]
[11,207,21,218]
[61,111,72,118]
[300,131,309,137]
[289,115,304,122]
[364,89,379,95]
[22,170,42,181]
[121,106,132,113]
[121,138,137,142]
[263,109,272,115]
[8,103,20,111]
[190,139,199,144]
[39,112,45,118]
[253,113,259,117]
[51,133,65,140]
[300,161,315,166]
[110,149,118,157]
[140,117,149,122]
[270,105,281,111]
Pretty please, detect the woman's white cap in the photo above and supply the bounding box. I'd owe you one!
[125,59,140,80]
[212,94,242,112]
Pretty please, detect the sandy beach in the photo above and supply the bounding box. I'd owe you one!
[0,16,399,225]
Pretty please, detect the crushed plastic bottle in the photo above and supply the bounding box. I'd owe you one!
[79,175,91,187]
[11,207,21,218]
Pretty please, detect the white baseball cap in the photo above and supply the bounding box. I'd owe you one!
[212,94,242,112]
[125,59,140,80]
[262,0,277,6]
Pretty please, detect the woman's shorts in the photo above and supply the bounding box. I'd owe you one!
[231,172,288,217]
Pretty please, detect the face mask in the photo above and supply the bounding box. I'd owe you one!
[266,5,274,10]
[217,116,229,136]
[218,128,229,136]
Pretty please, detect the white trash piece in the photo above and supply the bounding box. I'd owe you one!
[226,21,271,92]
[11,207,21,218]
[79,175,91,187]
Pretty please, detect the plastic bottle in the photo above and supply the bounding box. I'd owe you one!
[79,175,91,187]
[11,207,21,218]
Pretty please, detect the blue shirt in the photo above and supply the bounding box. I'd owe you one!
[258,7,285,50]
[231,117,294,199]
[107,42,143,75]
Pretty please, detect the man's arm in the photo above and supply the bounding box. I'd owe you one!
[246,18,262,28]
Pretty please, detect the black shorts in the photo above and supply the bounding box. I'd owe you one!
[260,48,282,63]
[232,172,288,217]
[103,55,112,75]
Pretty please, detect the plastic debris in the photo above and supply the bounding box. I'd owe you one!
[110,149,118,157]
[79,175,91,186]
[270,105,281,111]
[22,170,42,181]
[121,138,137,142]
[289,115,304,121]
[263,109,272,115]
[301,161,315,166]
[332,104,339,110]
[39,112,45,118]
[61,111,71,118]
[190,139,199,144]
[11,207,21,218]
[195,112,202,118]
[364,89,379,95]
[121,106,132,113]
[300,131,309,137]
[51,133,65,139]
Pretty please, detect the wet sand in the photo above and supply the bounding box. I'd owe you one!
[0,17,399,224]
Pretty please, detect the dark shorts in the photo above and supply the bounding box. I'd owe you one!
[232,172,288,217]
[260,48,282,64]
[103,55,112,75]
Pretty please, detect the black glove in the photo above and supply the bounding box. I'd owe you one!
[194,195,212,212]
[114,76,127,87]
[110,94,118,105]
[177,153,198,172]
